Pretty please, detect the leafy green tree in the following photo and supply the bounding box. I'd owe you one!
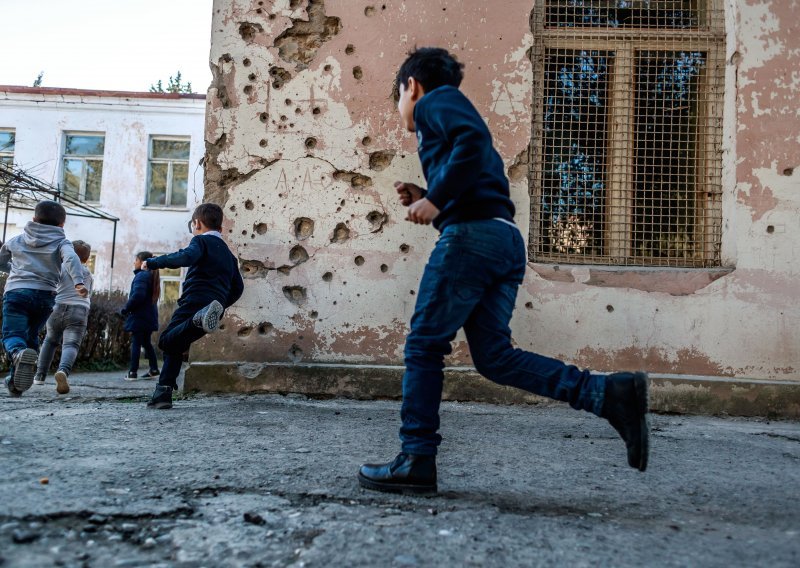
[149,71,193,94]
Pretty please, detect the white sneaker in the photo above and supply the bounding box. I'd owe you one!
[54,370,70,395]
[33,374,46,386]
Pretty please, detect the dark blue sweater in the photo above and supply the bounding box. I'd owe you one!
[414,85,515,231]
[122,269,158,333]
[147,234,244,308]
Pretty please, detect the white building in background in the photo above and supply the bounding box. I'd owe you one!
[0,86,206,299]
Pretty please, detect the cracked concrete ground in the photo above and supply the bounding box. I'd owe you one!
[1,371,799,567]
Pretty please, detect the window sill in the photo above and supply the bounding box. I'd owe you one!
[141,206,190,212]
[529,263,734,296]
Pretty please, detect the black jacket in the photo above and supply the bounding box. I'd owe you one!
[122,269,159,332]
[413,85,515,231]
[146,234,244,308]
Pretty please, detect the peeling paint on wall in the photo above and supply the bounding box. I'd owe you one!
[201,0,800,381]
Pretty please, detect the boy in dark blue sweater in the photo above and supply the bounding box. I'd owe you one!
[358,48,650,494]
[143,203,244,409]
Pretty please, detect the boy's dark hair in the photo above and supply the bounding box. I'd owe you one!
[34,200,67,226]
[136,251,154,262]
[72,240,91,263]
[192,203,223,231]
[394,47,465,101]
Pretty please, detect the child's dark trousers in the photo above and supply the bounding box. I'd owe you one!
[400,219,607,456]
[156,299,208,389]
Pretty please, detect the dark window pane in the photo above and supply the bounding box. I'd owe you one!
[148,162,168,205]
[65,135,105,156]
[170,163,188,206]
[546,0,699,29]
[85,160,103,201]
[0,131,14,152]
[63,159,84,198]
[152,139,190,160]
[632,51,705,260]
[539,49,610,257]
[0,156,12,167]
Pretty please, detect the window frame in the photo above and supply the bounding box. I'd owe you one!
[0,128,15,167]
[61,132,106,203]
[529,0,725,268]
[153,252,184,304]
[145,136,191,208]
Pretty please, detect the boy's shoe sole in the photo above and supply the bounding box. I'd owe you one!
[147,400,173,410]
[194,300,224,333]
[54,370,70,395]
[357,472,437,495]
[141,371,160,378]
[12,349,38,393]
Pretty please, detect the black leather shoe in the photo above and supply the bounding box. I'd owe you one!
[147,385,173,410]
[602,371,650,471]
[358,453,437,494]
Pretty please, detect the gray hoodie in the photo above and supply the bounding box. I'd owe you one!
[55,262,93,307]
[0,221,85,293]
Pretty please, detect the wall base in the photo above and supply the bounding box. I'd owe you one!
[185,362,800,419]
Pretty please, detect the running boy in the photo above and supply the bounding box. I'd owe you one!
[358,48,650,494]
[142,203,244,409]
[0,200,88,397]
[34,240,94,395]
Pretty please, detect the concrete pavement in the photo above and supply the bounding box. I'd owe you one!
[1,371,799,567]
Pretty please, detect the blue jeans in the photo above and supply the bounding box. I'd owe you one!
[36,303,89,376]
[130,331,159,373]
[2,289,56,357]
[400,219,607,456]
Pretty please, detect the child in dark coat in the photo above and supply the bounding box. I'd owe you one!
[357,48,650,495]
[143,203,244,409]
[121,251,160,380]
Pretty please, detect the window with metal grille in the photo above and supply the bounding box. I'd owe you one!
[530,0,725,266]
[153,252,183,304]
[146,137,190,207]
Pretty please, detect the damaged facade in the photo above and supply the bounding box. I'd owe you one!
[196,0,799,388]
[0,87,206,294]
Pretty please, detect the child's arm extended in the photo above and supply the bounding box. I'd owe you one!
[145,237,203,270]
[59,242,88,297]
[418,96,491,210]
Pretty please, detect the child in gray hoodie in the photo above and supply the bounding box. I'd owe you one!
[34,240,94,395]
[0,200,88,397]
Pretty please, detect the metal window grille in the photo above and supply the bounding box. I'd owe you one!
[530,0,725,267]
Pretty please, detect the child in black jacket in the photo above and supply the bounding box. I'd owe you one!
[143,203,244,409]
[357,48,650,495]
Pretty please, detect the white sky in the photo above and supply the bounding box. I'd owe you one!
[1,0,214,93]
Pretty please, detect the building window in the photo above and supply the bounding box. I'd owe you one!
[530,0,725,267]
[147,137,190,207]
[62,134,105,202]
[154,254,183,304]
[0,130,15,166]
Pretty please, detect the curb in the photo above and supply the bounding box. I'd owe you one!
[185,362,800,419]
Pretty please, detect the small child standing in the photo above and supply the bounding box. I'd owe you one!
[121,251,161,380]
[0,200,88,397]
[34,240,94,394]
[143,203,244,409]
[358,48,650,494]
